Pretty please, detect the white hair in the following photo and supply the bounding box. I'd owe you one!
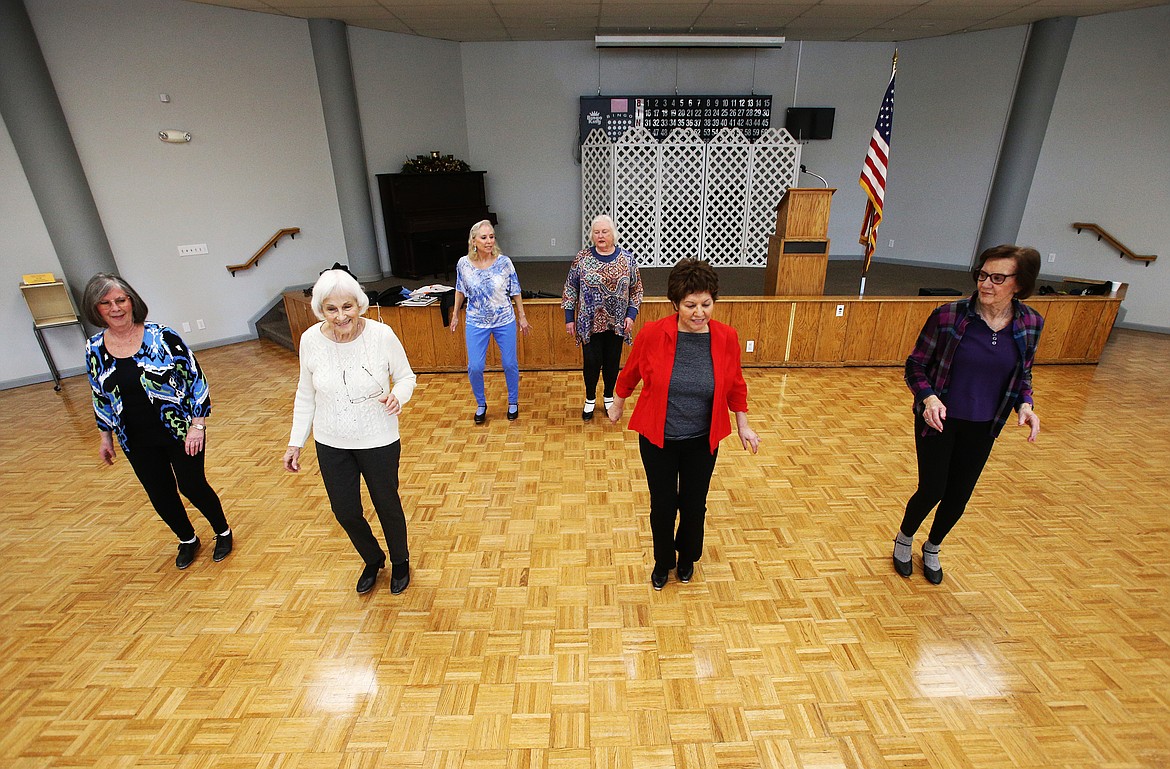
[590,214,619,245]
[310,269,369,320]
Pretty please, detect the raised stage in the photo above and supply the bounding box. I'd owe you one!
[283,288,1125,371]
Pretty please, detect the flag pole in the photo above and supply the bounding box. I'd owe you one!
[859,49,898,297]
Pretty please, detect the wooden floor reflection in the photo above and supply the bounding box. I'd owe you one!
[1,328,1168,768]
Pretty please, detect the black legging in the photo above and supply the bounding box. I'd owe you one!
[582,330,624,400]
[899,415,996,545]
[126,439,229,541]
[315,440,409,568]
[639,434,719,570]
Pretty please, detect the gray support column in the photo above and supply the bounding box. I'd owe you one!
[0,0,117,331]
[976,16,1077,257]
[309,19,381,281]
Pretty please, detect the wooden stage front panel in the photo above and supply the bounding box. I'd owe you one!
[283,290,1126,371]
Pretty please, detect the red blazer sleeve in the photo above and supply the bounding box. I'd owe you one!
[720,324,749,414]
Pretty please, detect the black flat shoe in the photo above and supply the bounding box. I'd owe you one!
[922,544,943,584]
[390,562,410,594]
[651,569,668,591]
[474,408,486,425]
[677,562,694,583]
[893,554,912,578]
[176,537,200,570]
[507,406,519,421]
[213,531,233,562]
[356,563,382,594]
[582,404,595,421]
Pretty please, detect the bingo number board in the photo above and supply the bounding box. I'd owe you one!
[580,94,772,144]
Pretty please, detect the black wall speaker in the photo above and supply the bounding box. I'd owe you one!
[785,107,835,141]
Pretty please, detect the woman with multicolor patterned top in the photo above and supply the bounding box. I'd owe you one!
[562,214,644,421]
[450,220,531,424]
[83,273,232,571]
[894,244,1043,585]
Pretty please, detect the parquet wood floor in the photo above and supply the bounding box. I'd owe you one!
[1,329,1168,768]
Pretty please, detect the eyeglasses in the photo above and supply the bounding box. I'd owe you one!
[342,367,385,404]
[976,271,1016,285]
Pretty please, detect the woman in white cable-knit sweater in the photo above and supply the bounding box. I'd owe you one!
[283,269,417,596]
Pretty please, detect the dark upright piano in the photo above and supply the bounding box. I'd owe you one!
[377,171,498,279]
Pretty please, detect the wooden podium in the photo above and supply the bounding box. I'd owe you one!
[764,187,835,295]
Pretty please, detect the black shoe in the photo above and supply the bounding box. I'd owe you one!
[922,544,943,584]
[356,563,382,594]
[474,407,486,425]
[893,554,912,578]
[507,406,519,421]
[924,564,943,584]
[213,531,233,562]
[651,568,668,590]
[582,400,595,421]
[677,562,694,583]
[175,537,200,570]
[390,562,410,594]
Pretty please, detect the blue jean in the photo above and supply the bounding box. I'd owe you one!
[465,322,519,406]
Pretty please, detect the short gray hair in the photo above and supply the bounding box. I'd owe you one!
[590,214,619,245]
[310,269,369,320]
[82,273,149,327]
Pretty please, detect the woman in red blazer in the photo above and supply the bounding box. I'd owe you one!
[608,259,759,590]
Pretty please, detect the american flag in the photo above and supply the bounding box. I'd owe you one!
[859,55,896,274]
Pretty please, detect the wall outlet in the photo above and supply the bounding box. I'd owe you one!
[182,321,191,333]
[745,340,755,352]
[836,304,845,317]
[1048,252,1056,263]
[888,239,895,248]
[196,319,206,330]
[551,237,556,247]
[178,243,208,256]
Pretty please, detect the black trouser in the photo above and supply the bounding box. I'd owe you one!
[582,331,624,400]
[638,434,719,570]
[899,415,997,545]
[316,441,409,567]
[125,440,228,541]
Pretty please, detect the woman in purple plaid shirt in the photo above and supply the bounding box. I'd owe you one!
[893,245,1044,584]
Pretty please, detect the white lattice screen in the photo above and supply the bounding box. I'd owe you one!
[580,126,801,268]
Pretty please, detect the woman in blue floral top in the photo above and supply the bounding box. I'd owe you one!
[450,220,531,423]
[83,273,232,570]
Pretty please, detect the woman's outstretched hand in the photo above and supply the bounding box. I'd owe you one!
[282,445,301,473]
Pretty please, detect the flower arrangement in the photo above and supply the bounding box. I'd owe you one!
[402,150,471,174]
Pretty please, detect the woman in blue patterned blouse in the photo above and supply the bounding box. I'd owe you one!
[449,220,531,423]
[562,214,644,421]
[894,245,1043,584]
[83,273,232,570]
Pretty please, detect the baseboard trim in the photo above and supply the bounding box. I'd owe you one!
[1,332,262,391]
[1115,321,1170,335]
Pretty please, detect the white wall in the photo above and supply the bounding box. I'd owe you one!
[879,28,1025,266]
[3,3,1166,389]
[0,115,77,385]
[349,26,469,273]
[6,0,344,390]
[460,43,812,258]
[1018,5,1170,329]
[458,35,1024,268]
[2,0,471,388]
